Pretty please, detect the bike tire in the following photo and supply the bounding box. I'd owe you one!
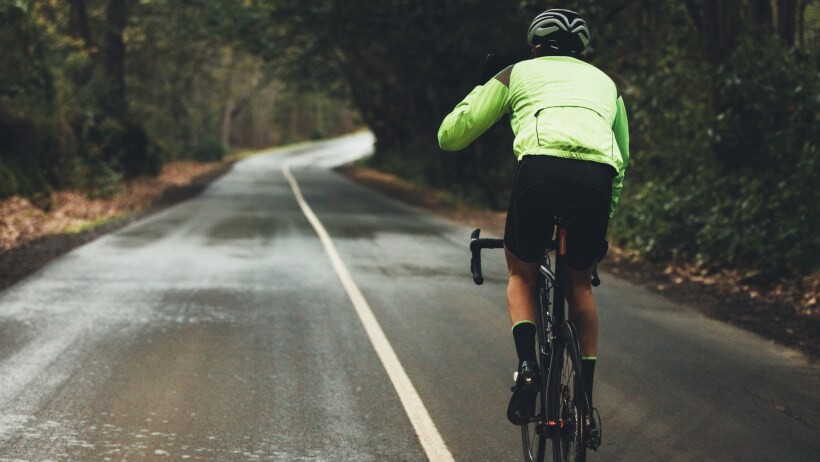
[548,323,587,462]
[520,382,547,462]
[520,335,548,462]
[520,272,554,461]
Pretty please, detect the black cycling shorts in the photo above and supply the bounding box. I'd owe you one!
[504,155,615,269]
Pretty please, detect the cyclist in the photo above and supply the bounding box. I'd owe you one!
[437,8,629,446]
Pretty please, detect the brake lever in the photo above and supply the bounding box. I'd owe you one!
[470,229,484,285]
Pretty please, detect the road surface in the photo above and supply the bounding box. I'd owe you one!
[0,133,817,461]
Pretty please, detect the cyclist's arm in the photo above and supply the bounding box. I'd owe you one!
[610,95,630,218]
[437,71,511,151]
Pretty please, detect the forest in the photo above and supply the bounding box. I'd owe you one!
[1,0,818,281]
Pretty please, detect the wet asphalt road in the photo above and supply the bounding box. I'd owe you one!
[0,132,818,461]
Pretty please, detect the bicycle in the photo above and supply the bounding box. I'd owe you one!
[469,209,602,462]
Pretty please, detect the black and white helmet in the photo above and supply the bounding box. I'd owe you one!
[527,9,590,54]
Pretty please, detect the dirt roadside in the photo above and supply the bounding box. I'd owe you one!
[0,161,234,292]
[337,165,819,361]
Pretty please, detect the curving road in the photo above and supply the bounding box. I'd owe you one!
[0,133,817,461]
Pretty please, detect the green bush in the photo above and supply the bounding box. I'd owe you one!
[0,160,18,198]
[0,110,57,199]
[114,122,160,179]
[372,121,517,211]
[188,137,226,162]
[611,37,819,277]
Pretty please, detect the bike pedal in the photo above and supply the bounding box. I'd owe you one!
[586,407,602,451]
[586,428,601,451]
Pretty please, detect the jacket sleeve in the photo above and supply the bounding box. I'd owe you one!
[610,95,630,218]
[437,79,510,151]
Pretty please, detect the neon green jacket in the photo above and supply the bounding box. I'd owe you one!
[437,56,630,218]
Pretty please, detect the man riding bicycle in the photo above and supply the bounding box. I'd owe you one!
[437,8,629,442]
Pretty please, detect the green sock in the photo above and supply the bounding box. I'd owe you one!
[512,321,537,364]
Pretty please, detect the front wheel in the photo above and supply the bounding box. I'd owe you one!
[548,323,587,462]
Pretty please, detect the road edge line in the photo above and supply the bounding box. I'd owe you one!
[282,162,454,462]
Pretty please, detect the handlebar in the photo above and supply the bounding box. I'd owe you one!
[469,228,603,286]
[470,229,503,285]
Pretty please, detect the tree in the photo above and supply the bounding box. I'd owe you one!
[103,0,127,119]
[683,0,808,55]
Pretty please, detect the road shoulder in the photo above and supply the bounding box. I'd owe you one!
[336,164,819,360]
[0,162,234,291]
[2,157,815,360]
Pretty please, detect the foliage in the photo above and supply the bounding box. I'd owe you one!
[254,0,533,185]
[602,1,819,277]
[0,0,358,201]
[612,35,819,276]
[264,0,817,277]
[1,0,816,279]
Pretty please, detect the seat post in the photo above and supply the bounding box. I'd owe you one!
[553,209,571,325]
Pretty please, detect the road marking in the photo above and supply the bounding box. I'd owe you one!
[283,162,454,462]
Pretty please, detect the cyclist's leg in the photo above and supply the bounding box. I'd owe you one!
[505,246,540,327]
[566,270,603,450]
[503,157,556,425]
[561,183,609,453]
[504,247,544,425]
[565,267,598,358]
[564,178,610,421]
[566,267,599,412]
[503,156,556,331]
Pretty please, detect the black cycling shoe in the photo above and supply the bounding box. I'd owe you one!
[507,360,540,425]
[585,407,602,451]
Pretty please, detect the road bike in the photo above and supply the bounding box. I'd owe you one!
[469,210,602,462]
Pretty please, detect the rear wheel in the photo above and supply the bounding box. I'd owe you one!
[521,276,553,461]
[520,381,546,462]
[549,324,586,462]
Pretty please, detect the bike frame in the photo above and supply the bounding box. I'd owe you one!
[536,216,573,434]
[470,212,596,462]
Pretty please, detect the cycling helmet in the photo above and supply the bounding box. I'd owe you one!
[527,9,590,55]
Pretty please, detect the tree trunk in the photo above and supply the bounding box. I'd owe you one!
[751,0,774,32]
[290,102,301,140]
[105,0,128,119]
[798,0,808,47]
[67,0,94,49]
[683,0,743,64]
[776,0,798,45]
[221,98,235,149]
[220,49,235,149]
[64,0,95,87]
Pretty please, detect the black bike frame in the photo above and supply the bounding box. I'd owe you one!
[538,215,571,436]
[470,213,598,462]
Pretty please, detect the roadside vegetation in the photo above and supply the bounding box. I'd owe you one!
[0,0,359,203]
[1,1,817,336]
[239,0,818,285]
[0,159,224,250]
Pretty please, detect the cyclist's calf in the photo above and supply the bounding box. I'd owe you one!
[505,246,542,326]
[565,267,598,358]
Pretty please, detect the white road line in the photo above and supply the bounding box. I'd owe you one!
[282,162,454,462]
